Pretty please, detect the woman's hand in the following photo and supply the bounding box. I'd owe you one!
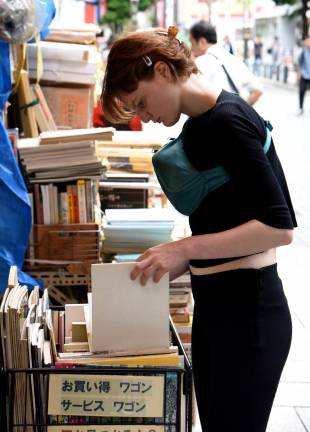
[130,239,189,286]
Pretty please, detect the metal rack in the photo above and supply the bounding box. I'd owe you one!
[1,319,192,432]
[26,268,91,304]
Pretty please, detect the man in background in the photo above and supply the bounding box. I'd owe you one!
[297,36,310,115]
[189,20,263,106]
[223,35,234,55]
[253,35,263,76]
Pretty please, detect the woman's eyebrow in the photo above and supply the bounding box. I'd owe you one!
[131,97,138,110]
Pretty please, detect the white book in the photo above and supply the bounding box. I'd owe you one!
[28,69,96,85]
[59,192,68,224]
[40,184,51,224]
[28,58,97,75]
[65,304,86,338]
[91,263,170,354]
[77,180,87,223]
[27,41,97,62]
[105,208,177,224]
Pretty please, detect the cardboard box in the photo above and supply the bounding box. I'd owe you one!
[42,86,94,129]
[33,223,100,262]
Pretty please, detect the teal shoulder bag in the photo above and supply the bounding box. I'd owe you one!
[152,121,273,216]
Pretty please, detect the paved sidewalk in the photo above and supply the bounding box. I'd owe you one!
[261,76,297,93]
[268,244,310,432]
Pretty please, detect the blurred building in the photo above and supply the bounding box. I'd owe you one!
[54,0,107,24]
[252,0,300,56]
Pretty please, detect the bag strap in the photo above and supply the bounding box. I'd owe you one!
[207,52,240,95]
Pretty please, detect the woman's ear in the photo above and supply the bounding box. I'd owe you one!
[154,61,171,80]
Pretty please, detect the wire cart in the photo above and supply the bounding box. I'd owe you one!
[1,318,192,432]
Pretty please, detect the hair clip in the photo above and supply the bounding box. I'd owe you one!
[142,55,152,67]
[168,25,178,40]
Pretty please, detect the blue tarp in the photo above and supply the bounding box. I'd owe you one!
[0,0,55,292]
[39,0,56,40]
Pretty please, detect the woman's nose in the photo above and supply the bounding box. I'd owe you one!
[141,112,152,123]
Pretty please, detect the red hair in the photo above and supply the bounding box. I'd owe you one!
[101,28,198,123]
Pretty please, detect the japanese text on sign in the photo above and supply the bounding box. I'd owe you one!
[48,374,164,418]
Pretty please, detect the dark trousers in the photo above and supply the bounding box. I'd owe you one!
[191,264,292,432]
[299,76,310,109]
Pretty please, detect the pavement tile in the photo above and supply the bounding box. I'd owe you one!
[289,331,310,361]
[296,407,310,431]
[267,407,305,432]
[273,382,310,407]
[281,360,310,383]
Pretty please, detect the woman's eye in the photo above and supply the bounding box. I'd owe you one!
[138,101,145,110]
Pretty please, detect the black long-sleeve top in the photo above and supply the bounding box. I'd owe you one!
[182,90,297,268]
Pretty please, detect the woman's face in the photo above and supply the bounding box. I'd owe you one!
[120,61,182,127]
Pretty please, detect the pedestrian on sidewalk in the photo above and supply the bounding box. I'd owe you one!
[189,20,262,106]
[102,26,297,432]
[253,35,264,76]
[222,34,234,55]
[297,36,310,115]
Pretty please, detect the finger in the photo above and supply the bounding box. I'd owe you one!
[153,265,168,283]
[130,258,152,280]
[136,249,151,262]
[140,264,156,286]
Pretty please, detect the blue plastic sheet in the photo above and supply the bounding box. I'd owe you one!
[36,0,56,40]
[0,1,55,292]
[0,41,41,292]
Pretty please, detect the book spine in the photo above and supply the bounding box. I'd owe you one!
[66,185,74,224]
[28,192,35,265]
[40,184,51,224]
[53,185,59,224]
[71,185,79,223]
[59,192,68,224]
[77,180,87,224]
[85,180,94,223]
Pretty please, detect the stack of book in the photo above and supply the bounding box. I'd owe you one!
[169,273,193,362]
[0,264,185,430]
[45,23,100,45]
[20,141,103,184]
[97,146,154,174]
[0,267,54,429]
[27,29,102,130]
[102,208,177,254]
[54,262,180,368]
[27,41,99,86]
[99,173,151,211]
[18,128,114,221]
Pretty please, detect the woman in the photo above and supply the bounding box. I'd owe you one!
[102,27,297,432]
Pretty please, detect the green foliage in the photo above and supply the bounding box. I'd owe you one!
[101,0,131,26]
[138,0,154,11]
[101,0,154,29]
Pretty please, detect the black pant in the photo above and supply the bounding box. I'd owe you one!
[299,76,310,109]
[191,264,292,432]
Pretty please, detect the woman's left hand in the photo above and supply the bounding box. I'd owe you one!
[130,239,188,285]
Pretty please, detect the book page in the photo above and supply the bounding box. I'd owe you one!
[91,263,169,354]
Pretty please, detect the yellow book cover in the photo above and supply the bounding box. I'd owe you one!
[56,352,180,367]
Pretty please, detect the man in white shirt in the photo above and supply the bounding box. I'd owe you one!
[189,21,263,106]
